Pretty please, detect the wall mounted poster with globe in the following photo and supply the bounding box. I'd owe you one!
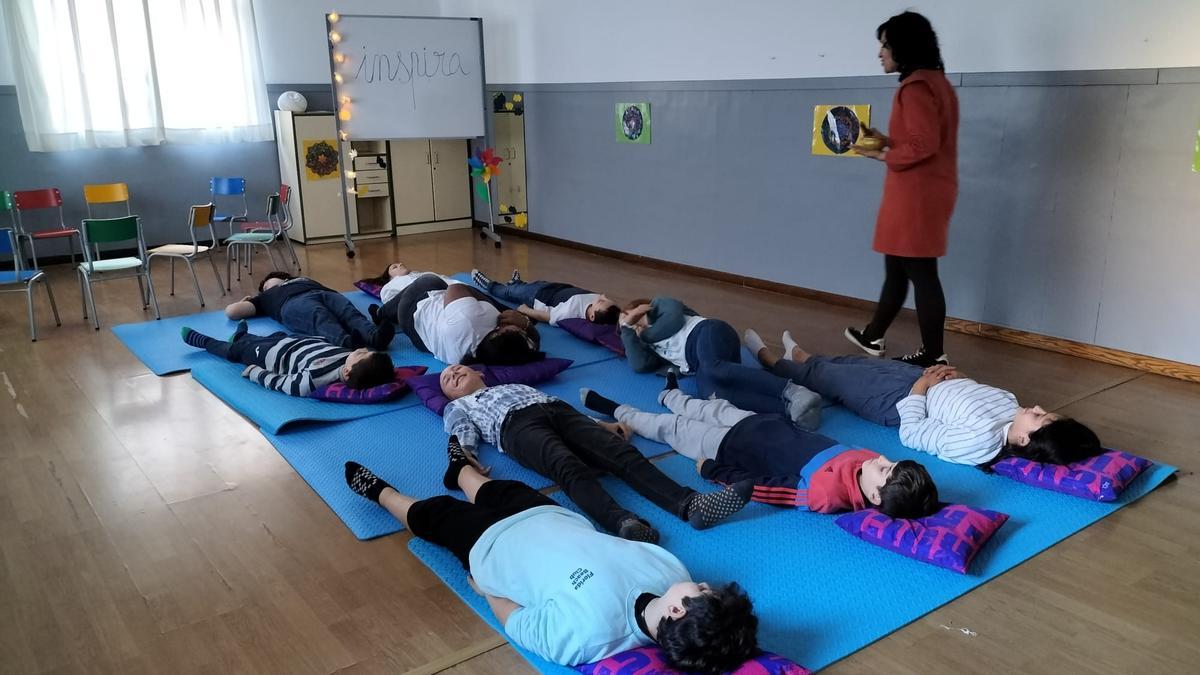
[811,105,871,157]
[616,103,651,144]
[303,139,340,180]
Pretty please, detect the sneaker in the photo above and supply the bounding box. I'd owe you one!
[510,268,522,283]
[894,348,949,368]
[844,327,885,357]
[470,268,493,289]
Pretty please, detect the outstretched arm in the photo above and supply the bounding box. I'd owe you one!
[225,297,257,320]
[517,304,551,323]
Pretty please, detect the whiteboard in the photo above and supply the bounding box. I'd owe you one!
[331,15,485,139]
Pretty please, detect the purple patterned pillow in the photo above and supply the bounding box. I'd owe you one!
[576,647,809,675]
[354,279,384,298]
[310,366,428,403]
[410,358,573,414]
[990,449,1151,502]
[835,504,1008,574]
[557,318,626,355]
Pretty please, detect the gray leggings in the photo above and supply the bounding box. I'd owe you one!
[615,389,755,461]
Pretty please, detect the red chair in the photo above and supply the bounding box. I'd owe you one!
[12,188,83,269]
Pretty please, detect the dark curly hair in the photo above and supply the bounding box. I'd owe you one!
[592,305,620,325]
[344,352,395,389]
[257,270,296,293]
[655,583,759,673]
[877,11,944,79]
[980,418,1102,472]
[878,460,940,519]
[464,327,545,366]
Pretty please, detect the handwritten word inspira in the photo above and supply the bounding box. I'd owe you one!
[352,47,471,109]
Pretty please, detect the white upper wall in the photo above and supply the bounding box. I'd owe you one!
[441,0,1200,84]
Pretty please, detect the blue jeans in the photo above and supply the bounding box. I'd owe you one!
[771,355,920,426]
[684,319,792,415]
[280,290,380,348]
[486,280,548,307]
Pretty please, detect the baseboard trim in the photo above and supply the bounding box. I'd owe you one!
[490,224,1200,384]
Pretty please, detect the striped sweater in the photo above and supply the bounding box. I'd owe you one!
[241,337,348,397]
[896,377,1018,465]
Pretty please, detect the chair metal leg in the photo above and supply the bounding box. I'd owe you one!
[170,257,176,296]
[206,252,226,296]
[236,244,244,282]
[136,273,148,309]
[25,284,37,341]
[44,277,61,326]
[282,234,300,270]
[143,266,161,320]
[225,245,234,291]
[77,268,88,319]
[83,274,100,330]
[184,257,204,307]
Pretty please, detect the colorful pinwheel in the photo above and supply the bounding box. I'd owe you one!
[468,147,502,201]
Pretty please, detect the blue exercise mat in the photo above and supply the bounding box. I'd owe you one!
[261,405,557,540]
[409,419,1175,672]
[189,358,438,434]
[111,310,288,375]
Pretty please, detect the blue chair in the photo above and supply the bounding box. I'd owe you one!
[209,177,248,239]
[0,227,61,341]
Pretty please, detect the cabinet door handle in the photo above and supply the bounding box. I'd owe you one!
[433,151,440,164]
[425,152,431,165]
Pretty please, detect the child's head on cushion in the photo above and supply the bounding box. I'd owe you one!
[998,406,1102,468]
[468,322,544,366]
[586,296,619,324]
[860,455,940,519]
[653,581,759,674]
[363,262,411,287]
[342,349,396,389]
[439,364,487,400]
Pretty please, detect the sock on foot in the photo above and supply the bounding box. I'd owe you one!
[580,388,620,417]
[685,480,753,530]
[781,331,799,361]
[783,382,822,431]
[743,329,767,360]
[230,320,248,342]
[345,461,392,503]
[618,517,660,544]
[368,303,381,323]
[443,435,473,490]
[370,321,395,350]
[664,369,679,392]
[181,326,214,349]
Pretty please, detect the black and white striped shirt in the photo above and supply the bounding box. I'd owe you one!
[896,377,1018,465]
[242,337,347,397]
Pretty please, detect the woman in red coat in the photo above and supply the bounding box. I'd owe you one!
[846,11,959,368]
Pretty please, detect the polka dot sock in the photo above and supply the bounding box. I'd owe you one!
[344,461,392,504]
[685,479,754,530]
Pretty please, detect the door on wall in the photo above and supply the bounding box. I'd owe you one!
[430,139,472,221]
[491,91,528,228]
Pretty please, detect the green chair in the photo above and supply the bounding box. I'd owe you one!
[77,215,160,330]
[224,193,280,290]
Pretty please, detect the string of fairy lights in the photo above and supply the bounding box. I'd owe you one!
[326,12,359,194]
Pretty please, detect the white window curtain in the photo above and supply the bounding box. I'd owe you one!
[2,0,272,151]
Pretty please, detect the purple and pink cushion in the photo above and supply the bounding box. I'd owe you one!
[989,449,1152,502]
[354,279,384,298]
[576,647,809,675]
[410,358,574,414]
[310,365,428,403]
[557,318,626,355]
[835,503,1009,574]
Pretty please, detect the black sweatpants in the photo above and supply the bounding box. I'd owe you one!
[406,479,555,569]
[865,255,946,356]
[501,400,696,534]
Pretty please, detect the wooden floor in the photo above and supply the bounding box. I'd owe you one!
[0,230,1195,674]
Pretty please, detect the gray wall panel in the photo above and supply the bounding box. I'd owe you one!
[1096,84,1200,364]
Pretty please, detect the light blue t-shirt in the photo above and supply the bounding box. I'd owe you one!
[468,505,691,666]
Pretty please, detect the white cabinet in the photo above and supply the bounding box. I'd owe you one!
[275,111,350,243]
[387,138,472,234]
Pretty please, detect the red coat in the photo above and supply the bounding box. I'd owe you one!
[873,69,959,258]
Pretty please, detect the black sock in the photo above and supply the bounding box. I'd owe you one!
[443,435,473,490]
[684,480,753,530]
[617,517,660,544]
[580,388,619,417]
[368,304,380,323]
[664,369,679,392]
[181,326,215,350]
[370,321,395,350]
[345,461,392,503]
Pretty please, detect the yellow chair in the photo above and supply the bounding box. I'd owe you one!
[83,183,131,217]
[147,204,226,308]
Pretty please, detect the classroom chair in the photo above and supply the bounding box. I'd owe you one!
[0,227,61,341]
[147,203,226,308]
[77,215,160,330]
[239,184,300,270]
[12,188,83,269]
[210,177,249,239]
[224,194,280,290]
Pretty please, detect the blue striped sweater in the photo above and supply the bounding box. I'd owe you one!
[241,337,347,397]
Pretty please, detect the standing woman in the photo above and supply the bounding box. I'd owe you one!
[846,11,959,368]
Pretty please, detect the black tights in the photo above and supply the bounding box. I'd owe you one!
[864,255,945,356]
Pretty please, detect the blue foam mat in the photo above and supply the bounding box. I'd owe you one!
[261,405,557,540]
[190,359,436,434]
[409,417,1175,672]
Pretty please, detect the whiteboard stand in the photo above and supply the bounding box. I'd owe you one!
[479,180,502,248]
[325,13,489,258]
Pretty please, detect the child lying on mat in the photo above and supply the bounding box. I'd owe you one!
[223,271,394,350]
[371,274,543,366]
[438,364,755,543]
[181,322,395,396]
[744,329,1103,471]
[344,447,760,671]
[582,372,940,519]
[360,262,464,303]
[470,268,620,326]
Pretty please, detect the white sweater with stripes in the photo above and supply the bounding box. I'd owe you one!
[242,337,347,397]
[895,377,1018,466]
